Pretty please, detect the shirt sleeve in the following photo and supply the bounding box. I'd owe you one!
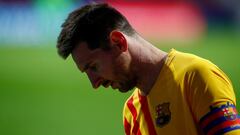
[184,60,240,135]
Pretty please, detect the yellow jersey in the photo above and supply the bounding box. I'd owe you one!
[123,49,240,135]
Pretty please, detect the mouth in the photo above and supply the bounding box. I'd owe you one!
[110,81,119,90]
[102,80,112,88]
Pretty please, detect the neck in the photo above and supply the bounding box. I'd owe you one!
[129,36,167,95]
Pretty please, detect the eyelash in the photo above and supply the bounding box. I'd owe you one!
[89,64,97,72]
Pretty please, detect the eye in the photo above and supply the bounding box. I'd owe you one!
[88,64,98,72]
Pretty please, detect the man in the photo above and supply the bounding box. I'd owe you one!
[57,3,240,135]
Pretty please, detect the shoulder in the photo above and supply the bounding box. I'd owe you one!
[166,49,214,73]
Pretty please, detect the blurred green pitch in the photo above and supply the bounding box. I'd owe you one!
[0,33,239,135]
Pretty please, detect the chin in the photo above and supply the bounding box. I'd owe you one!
[118,85,135,93]
[118,89,130,93]
[116,79,137,93]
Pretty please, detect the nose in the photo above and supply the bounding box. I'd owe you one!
[86,70,102,89]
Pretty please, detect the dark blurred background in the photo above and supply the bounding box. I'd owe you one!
[0,0,239,135]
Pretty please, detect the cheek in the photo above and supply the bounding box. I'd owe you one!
[98,53,129,80]
[115,55,130,72]
[112,60,129,80]
[97,60,114,79]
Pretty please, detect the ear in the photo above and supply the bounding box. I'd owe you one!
[109,30,128,52]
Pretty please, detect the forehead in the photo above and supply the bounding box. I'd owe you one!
[71,42,100,69]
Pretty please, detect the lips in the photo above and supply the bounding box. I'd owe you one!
[94,79,119,89]
[110,81,118,89]
[102,80,112,88]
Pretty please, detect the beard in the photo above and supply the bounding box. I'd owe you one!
[114,73,137,93]
[118,80,136,93]
[111,53,137,92]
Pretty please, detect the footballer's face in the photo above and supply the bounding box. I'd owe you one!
[71,41,136,93]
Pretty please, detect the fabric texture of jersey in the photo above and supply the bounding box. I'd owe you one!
[123,49,240,135]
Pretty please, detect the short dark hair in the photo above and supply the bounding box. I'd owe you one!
[57,3,135,59]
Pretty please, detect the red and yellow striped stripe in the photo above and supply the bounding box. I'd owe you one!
[124,89,157,135]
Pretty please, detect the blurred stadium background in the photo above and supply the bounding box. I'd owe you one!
[0,0,239,135]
